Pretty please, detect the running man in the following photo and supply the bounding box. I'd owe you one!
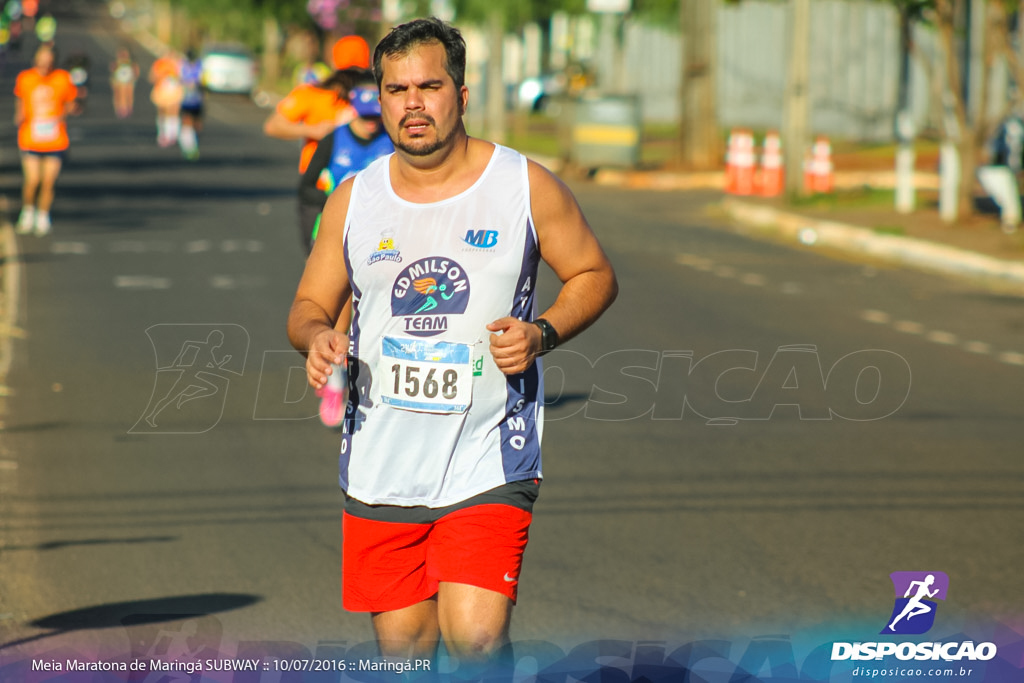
[110,46,139,119]
[178,49,203,160]
[262,35,371,177]
[14,43,78,236]
[287,18,617,671]
[149,49,182,148]
[888,574,940,631]
[298,71,393,427]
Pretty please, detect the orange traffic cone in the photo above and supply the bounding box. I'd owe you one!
[804,136,834,194]
[725,129,756,195]
[758,131,784,197]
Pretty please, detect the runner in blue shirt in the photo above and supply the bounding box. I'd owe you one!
[298,70,393,429]
[178,49,203,160]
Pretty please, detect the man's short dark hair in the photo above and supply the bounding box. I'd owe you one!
[373,17,466,90]
[319,66,374,96]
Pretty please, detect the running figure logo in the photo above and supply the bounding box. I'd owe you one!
[131,324,249,434]
[881,571,949,635]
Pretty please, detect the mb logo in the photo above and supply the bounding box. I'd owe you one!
[463,229,498,249]
[131,324,249,434]
[881,571,949,635]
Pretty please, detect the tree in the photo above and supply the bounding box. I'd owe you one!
[918,0,1021,221]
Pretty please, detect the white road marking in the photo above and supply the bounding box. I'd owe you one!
[713,266,737,278]
[110,240,174,253]
[861,309,891,324]
[740,273,766,286]
[781,282,803,295]
[185,239,212,253]
[114,276,172,289]
[893,320,925,334]
[997,351,1024,366]
[51,241,90,255]
[925,330,958,345]
[963,341,992,355]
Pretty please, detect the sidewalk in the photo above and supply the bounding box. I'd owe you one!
[586,166,1024,295]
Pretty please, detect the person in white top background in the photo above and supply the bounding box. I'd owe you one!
[287,16,617,675]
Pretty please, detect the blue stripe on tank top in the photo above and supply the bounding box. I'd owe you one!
[339,229,362,491]
[499,218,542,481]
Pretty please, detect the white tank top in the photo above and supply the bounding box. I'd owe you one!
[340,144,544,507]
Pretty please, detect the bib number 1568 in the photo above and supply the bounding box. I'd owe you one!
[380,336,473,414]
[391,365,459,400]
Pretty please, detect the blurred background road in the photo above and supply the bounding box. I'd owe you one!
[0,0,1023,678]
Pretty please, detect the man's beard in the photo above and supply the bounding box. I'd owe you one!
[393,112,459,157]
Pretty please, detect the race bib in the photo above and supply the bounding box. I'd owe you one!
[31,118,58,142]
[380,336,473,414]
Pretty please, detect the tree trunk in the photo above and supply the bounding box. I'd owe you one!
[783,0,812,197]
[676,0,720,170]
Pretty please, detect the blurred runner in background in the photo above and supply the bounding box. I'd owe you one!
[297,72,393,428]
[14,43,78,236]
[149,49,182,148]
[264,34,371,254]
[178,48,203,160]
[110,45,139,119]
[293,31,330,86]
[262,35,370,175]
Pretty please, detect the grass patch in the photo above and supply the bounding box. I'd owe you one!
[872,225,907,236]
[788,187,896,210]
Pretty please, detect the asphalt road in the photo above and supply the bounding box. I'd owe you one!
[1,1,1023,680]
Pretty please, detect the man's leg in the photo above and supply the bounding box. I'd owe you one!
[18,153,42,232]
[36,155,62,213]
[371,598,440,659]
[33,155,62,235]
[21,153,42,205]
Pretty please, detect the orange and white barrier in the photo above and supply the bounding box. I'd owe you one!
[725,129,756,195]
[758,131,784,197]
[804,136,834,194]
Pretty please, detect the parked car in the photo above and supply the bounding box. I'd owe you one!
[200,43,258,95]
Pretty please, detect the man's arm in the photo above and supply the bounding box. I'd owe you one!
[488,160,618,375]
[287,178,356,389]
[263,106,334,141]
[299,130,335,206]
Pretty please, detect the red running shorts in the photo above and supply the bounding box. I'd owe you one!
[342,503,533,613]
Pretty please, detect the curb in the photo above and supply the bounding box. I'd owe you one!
[591,169,941,193]
[721,198,1024,293]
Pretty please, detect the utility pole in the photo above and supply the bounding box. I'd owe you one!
[783,0,811,196]
[676,0,719,170]
[485,7,506,145]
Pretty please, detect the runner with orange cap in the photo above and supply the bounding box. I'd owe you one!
[263,35,372,426]
[263,34,371,175]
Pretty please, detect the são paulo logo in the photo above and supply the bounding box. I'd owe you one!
[367,230,402,265]
[391,257,470,337]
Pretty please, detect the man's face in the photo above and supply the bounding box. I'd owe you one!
[379,41,468,158]
[35,49,55,75]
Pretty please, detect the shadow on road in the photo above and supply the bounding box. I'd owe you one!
[0,593,262,651]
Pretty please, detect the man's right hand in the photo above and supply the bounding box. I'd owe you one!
[306,328,349,389]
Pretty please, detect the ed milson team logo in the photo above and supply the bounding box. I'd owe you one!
[881,571,949,635]
[391,257,471,337]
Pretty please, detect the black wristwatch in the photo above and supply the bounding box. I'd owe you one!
[531,318,559,355]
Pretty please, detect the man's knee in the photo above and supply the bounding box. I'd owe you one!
[442,614,510,662]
